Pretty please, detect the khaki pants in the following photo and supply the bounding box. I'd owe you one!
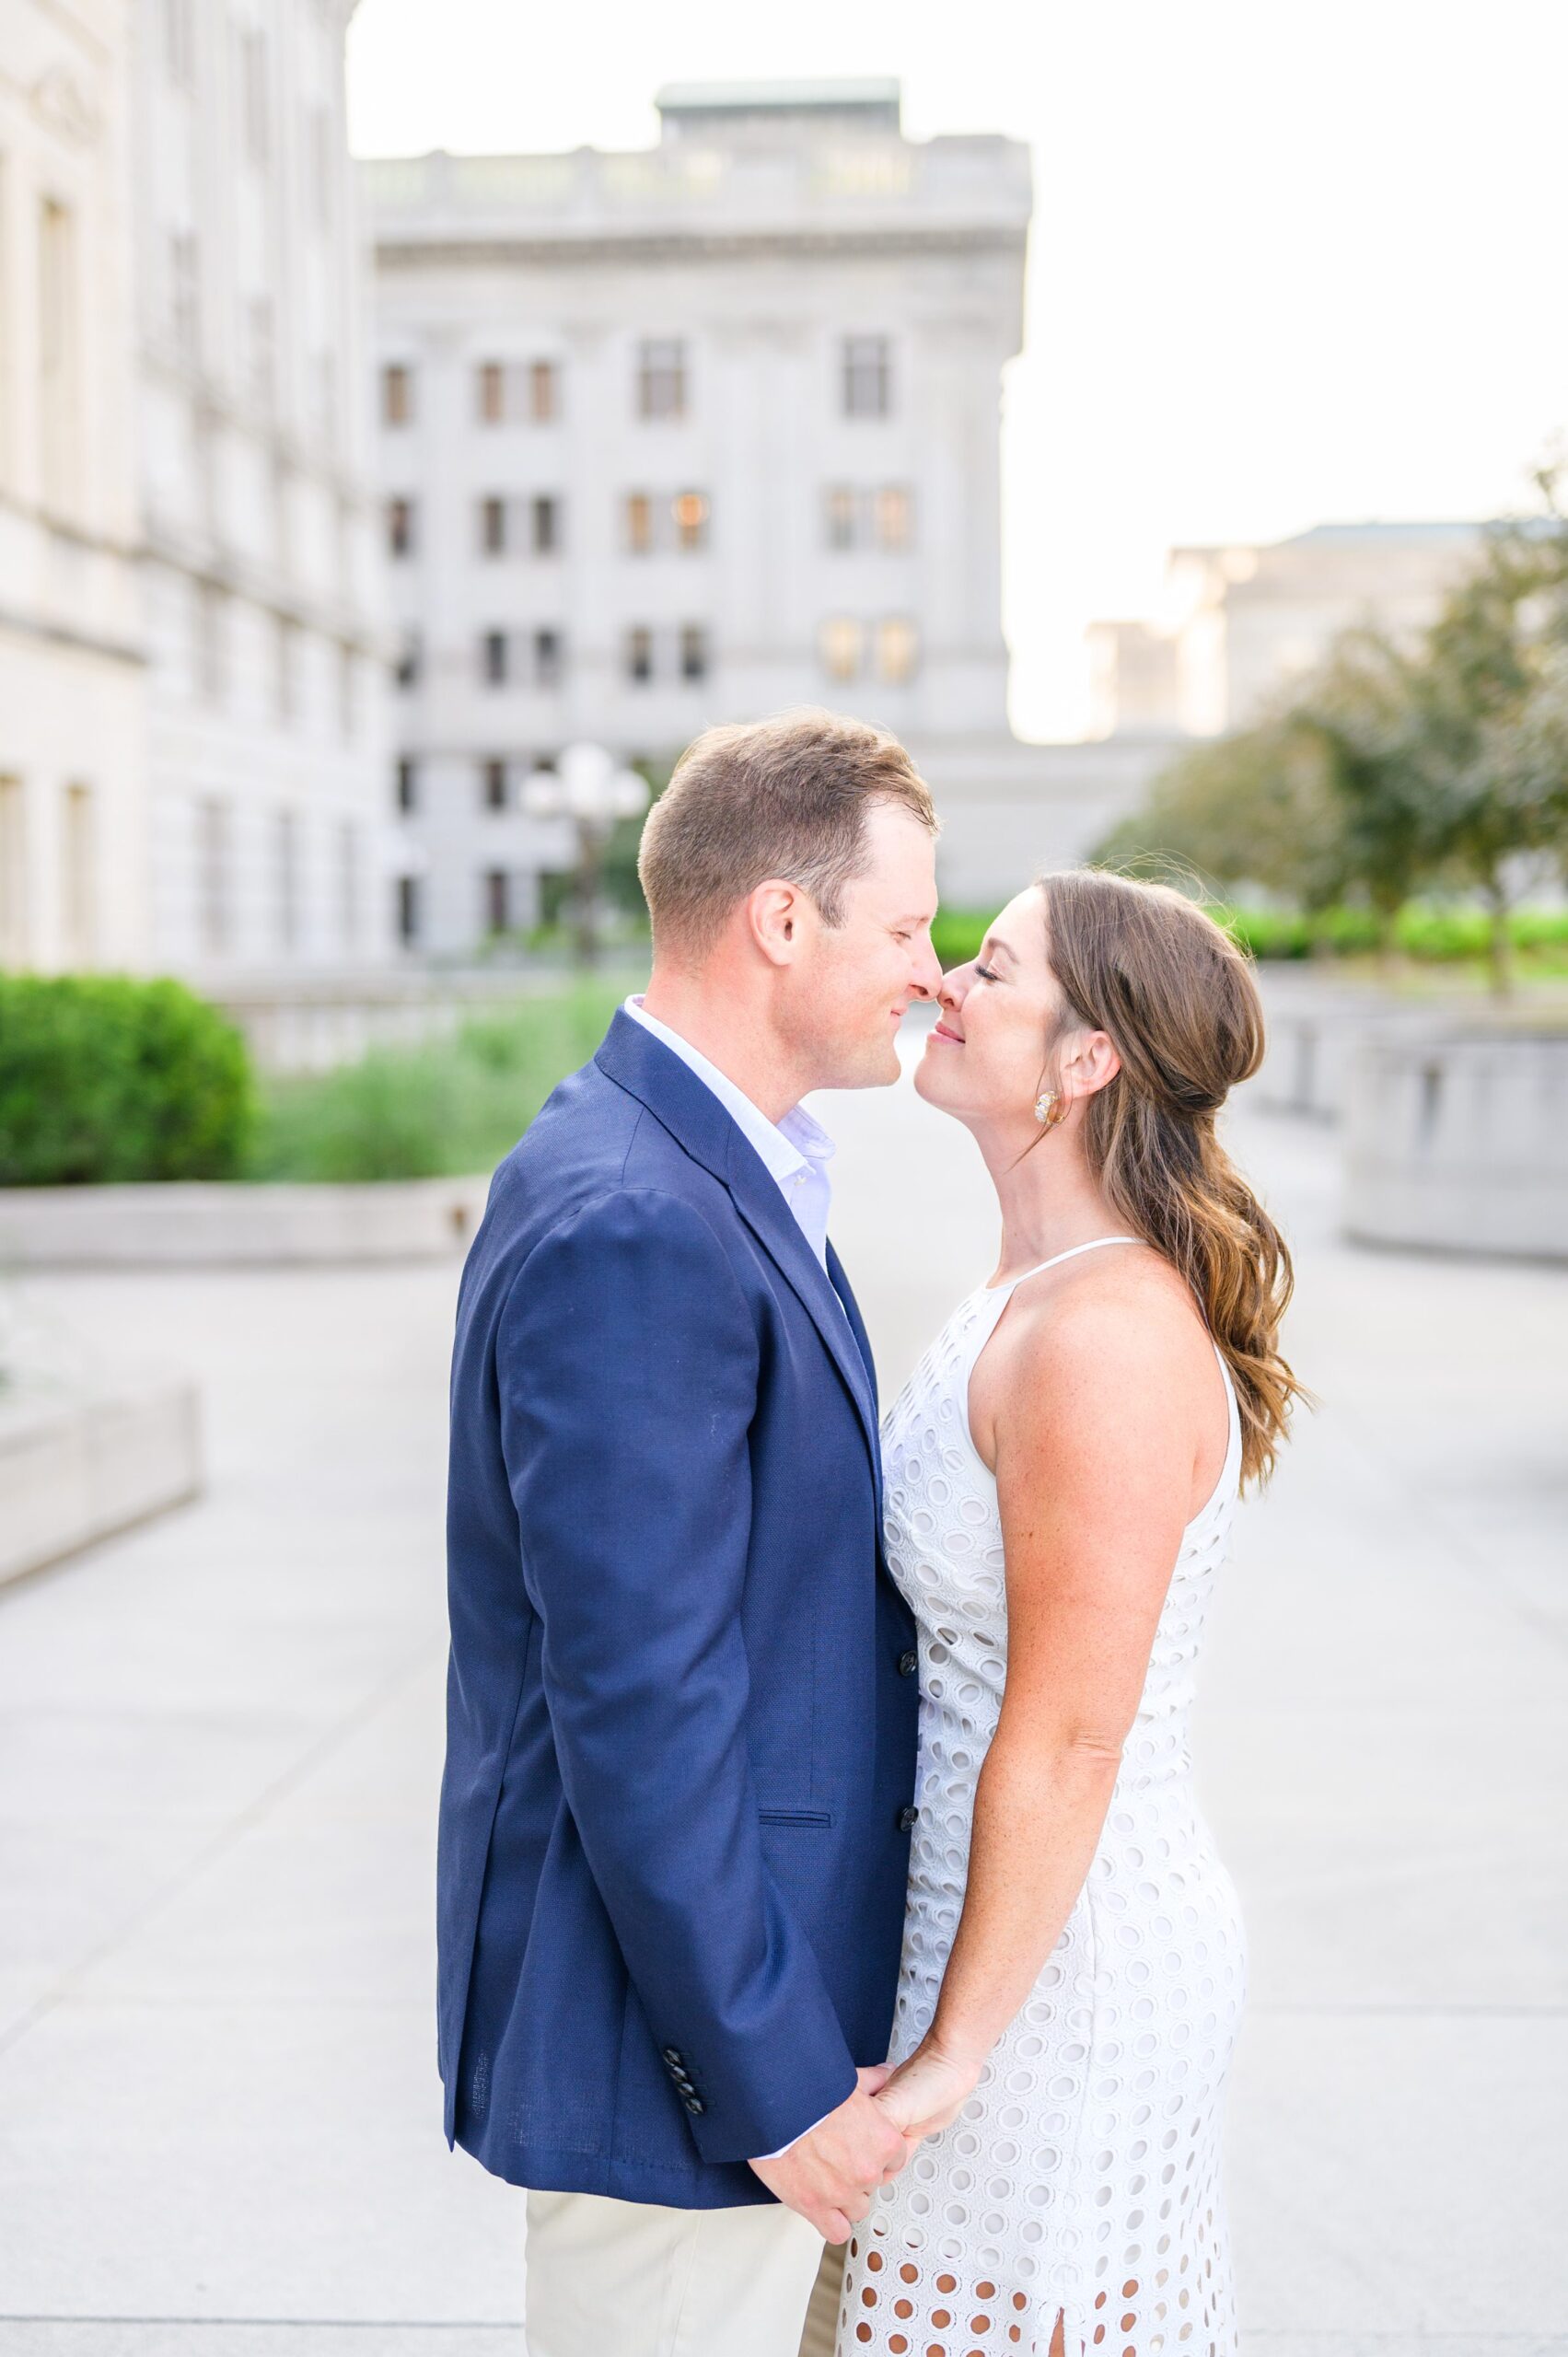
[797,2237,847,2357]
[524,2188,829,2357]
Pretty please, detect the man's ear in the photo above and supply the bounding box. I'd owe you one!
[747,878,805,969]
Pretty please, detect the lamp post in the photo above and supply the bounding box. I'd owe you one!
[520,742,650,969]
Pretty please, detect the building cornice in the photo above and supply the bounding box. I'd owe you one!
[375,226,1028,273]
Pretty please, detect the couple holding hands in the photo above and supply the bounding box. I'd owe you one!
[438,711,1301,2357]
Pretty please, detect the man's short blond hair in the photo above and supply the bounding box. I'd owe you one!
[637,709,937,961]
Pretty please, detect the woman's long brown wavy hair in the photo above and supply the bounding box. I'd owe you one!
[1036,869,1306,1489]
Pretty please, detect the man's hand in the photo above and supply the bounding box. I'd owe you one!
[749,2066,912,2241]
[871,2035,983,2142]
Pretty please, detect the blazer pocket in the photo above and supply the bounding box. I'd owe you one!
[758,1807,835,1829]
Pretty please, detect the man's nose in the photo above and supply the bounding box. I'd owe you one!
[912,936,944,1000]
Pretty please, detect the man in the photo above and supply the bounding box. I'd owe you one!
[439,710,943,2356]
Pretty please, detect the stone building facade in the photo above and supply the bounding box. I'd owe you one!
[0,0,391,981]
[366,79,1037,952]
[133,0,390,976]
[0,0,147,972]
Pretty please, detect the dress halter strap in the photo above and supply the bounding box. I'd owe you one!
[987,1235,1141,1294]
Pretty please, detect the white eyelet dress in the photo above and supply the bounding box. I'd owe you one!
[836,1237,1246,2357]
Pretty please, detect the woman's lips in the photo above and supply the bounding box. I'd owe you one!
[931,1022,965,1044]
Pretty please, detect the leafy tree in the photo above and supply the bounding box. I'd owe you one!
[1396,497,1568,993]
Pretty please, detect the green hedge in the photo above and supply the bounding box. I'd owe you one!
[931,901,1568,969]
[249,981,625,1183]
[0,974,254,1186]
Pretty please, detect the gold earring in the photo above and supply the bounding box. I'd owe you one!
[1034,1088,1062,1127]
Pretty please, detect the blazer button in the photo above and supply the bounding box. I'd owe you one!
[661,2048,683,2066]
[898,1649,918,1678]
[683,2095,705,2115]
[897,1805,919,1833]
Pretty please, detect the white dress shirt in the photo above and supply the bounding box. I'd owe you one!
[622,996,838,1272]
[622,994,847,2157]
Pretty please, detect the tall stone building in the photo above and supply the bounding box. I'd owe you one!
[365,79,1035,954]
[0,0,391,982]
[0,0,147,972]
[133,0,390,975]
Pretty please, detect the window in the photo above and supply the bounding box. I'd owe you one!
[339,822,359,949]
[0,777,25,964]
[482,631,509,686]
[273,810,299,950]
[240,28,269,167]
[310,106,332,230]
[625,627,653,685]
[819,617,864,682]
[673,491,709,552]
[624,493,653,555]
[196,797,231,957]
[484,869,510,935]
[388,497,414,558]
[394,630,421,690]
[842,334,890,419]
[395,757,417,814]
[168,228,199,361]
[61,784,94,965]
[877,617,919,683]
[679,624,708,683]
[249,296,274,406]
[637,338,686,421]
[531,494,560,554]
[476,358,561,423]
[338,645,356,740]
[482,759,507,811]
[165,0,194,86]
[38,199,79,508]
[533,628,563,690]
[196,582,228,703]
[381,362,412,426]
[825,486,857,552]
[397,874,421,946]
[877,485,913,551]
[480,496,506,556]
[274,617,298,726]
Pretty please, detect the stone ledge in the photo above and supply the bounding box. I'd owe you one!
[0,1376,203,1587]
[1343,1030,1568,1261]
[0,1178,492,1269]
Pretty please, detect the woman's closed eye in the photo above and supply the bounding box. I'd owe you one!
[974,961,1001,983]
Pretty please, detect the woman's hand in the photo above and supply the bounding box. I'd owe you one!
[871,2035,985,2141]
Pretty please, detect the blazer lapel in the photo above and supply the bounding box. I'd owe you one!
[595,1010,883,1492]
[827,1243,879,1416]
[720,1132,882,1498]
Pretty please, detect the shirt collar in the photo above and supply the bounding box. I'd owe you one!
[622,996,835,1191]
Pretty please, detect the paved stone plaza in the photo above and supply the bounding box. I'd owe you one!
[0,1062,1563,2354]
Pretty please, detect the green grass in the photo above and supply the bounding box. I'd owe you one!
[247,982,626,1184]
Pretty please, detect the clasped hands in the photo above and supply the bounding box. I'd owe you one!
[750,2037,983,2243]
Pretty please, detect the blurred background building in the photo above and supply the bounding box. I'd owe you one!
[0,0,391,983]
[0,0,147,973]
[364,77,1040,953]
[1086,519,1486,740]
[134,0,389,979]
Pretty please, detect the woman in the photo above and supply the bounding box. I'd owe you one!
[833,870,1304,2357]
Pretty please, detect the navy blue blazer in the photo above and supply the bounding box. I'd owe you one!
[438,1008,919,2207]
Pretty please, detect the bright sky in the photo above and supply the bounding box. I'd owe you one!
[347,0,1568,740]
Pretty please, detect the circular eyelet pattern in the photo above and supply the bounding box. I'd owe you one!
[836,1283,1245,2357]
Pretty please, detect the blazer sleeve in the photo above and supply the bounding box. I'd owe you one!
[496,1184,859,2165]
